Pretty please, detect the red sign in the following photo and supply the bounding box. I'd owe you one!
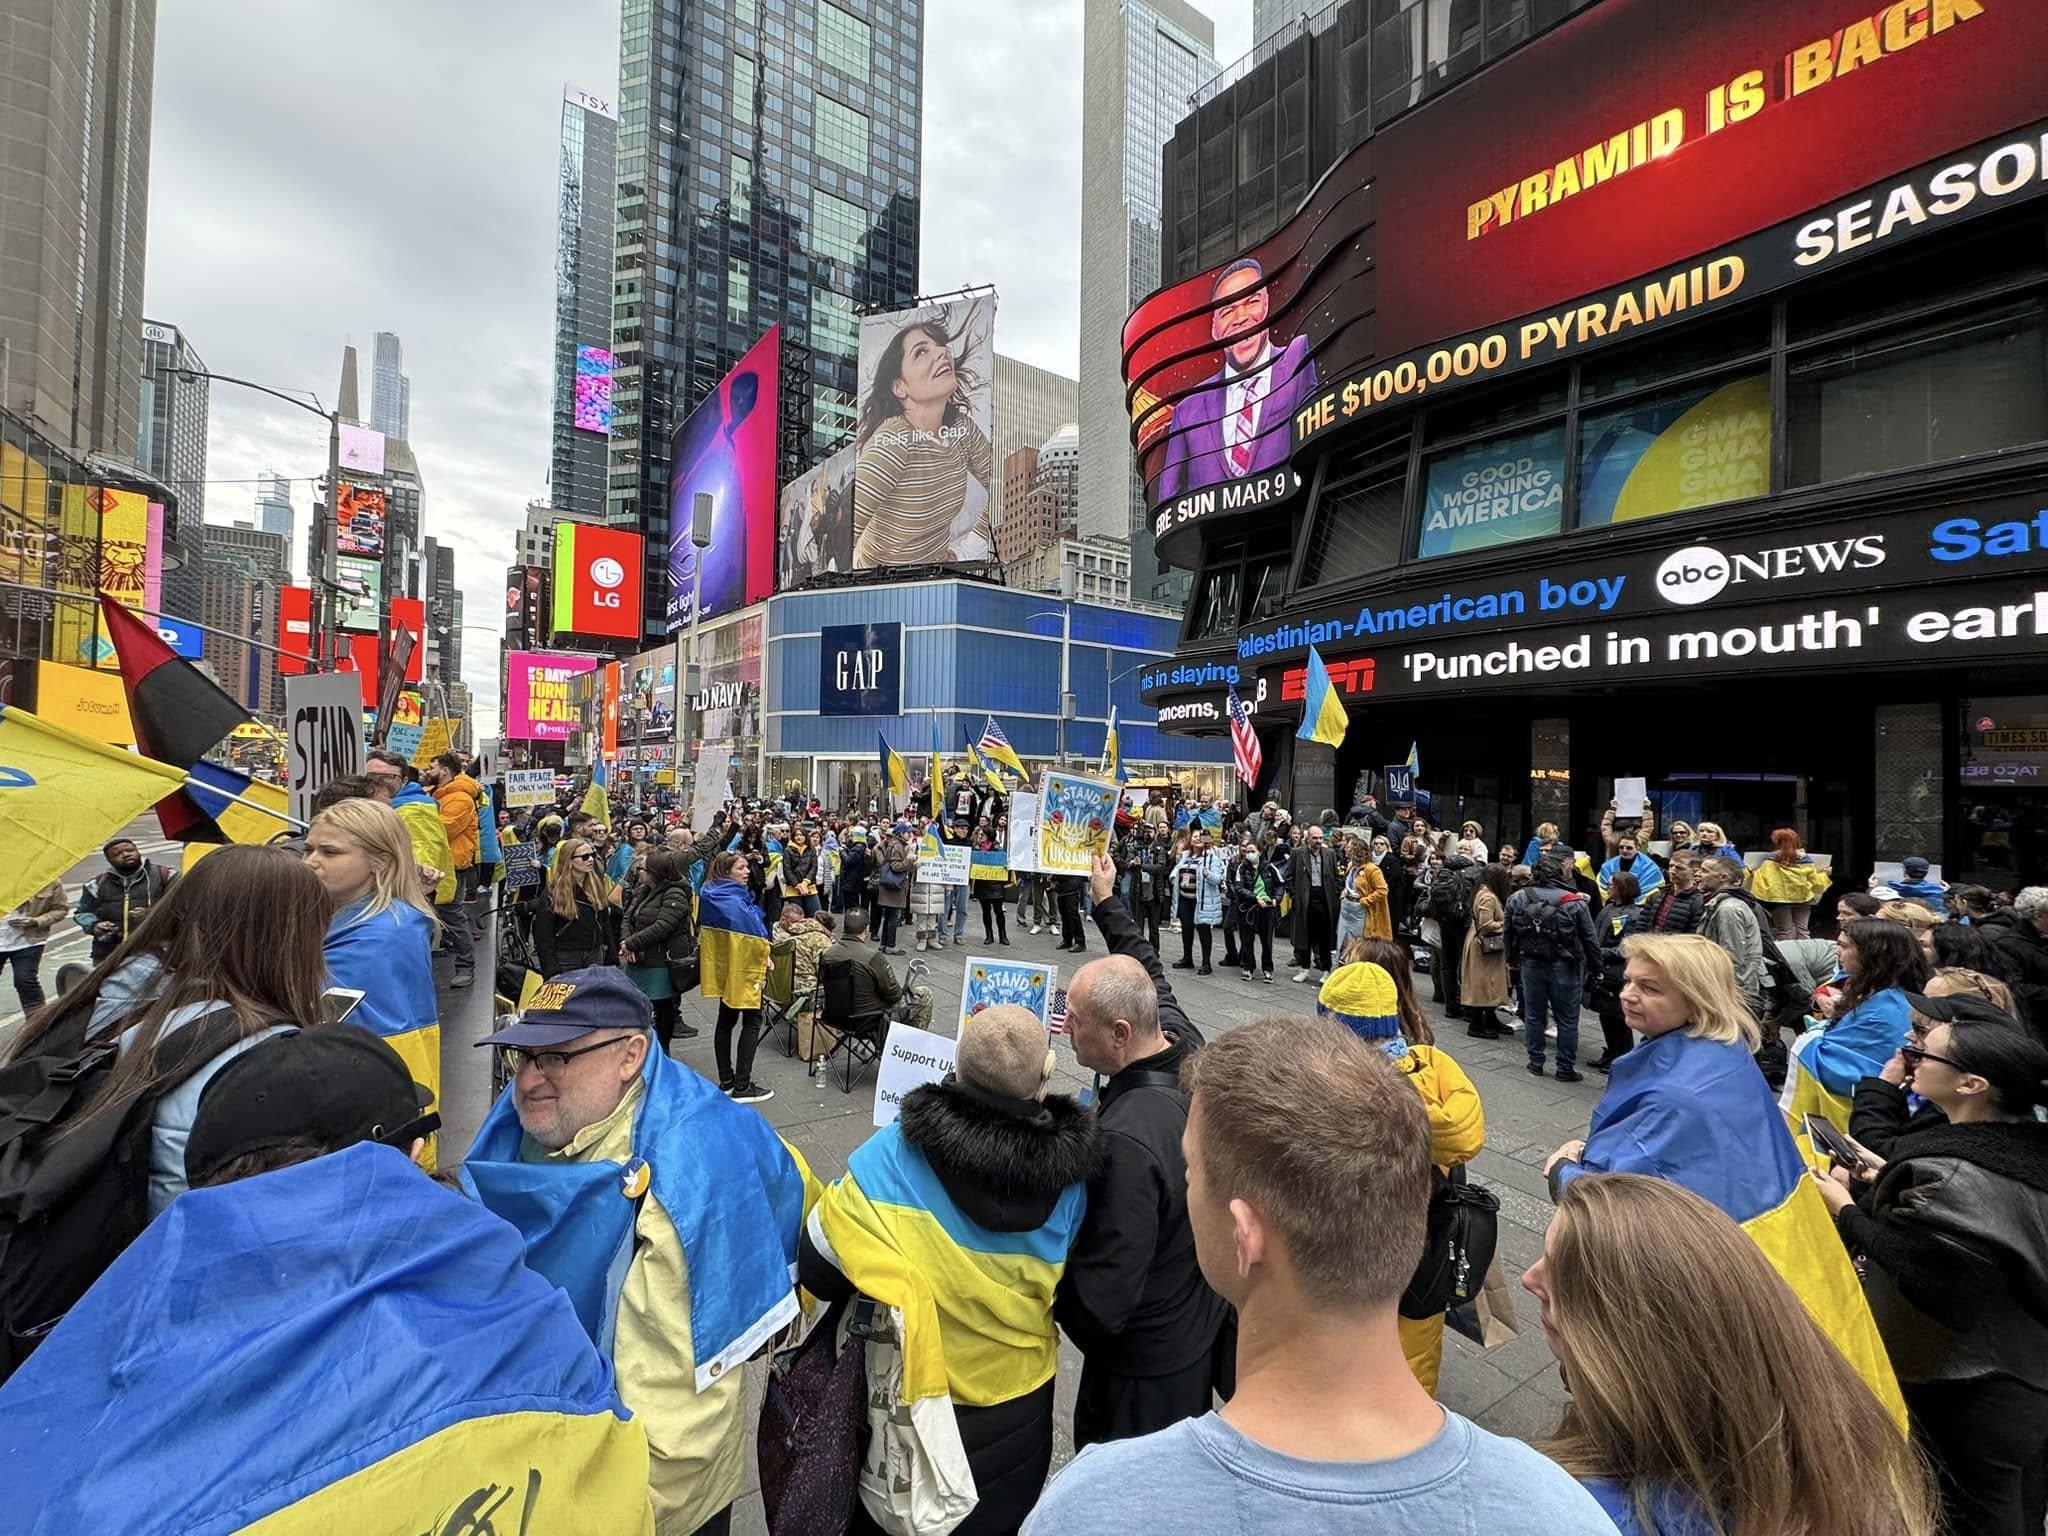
[389,596,426,683]
[552,524,643,641]
[1282,656,1376,702]
[346,633,380,710]
[277,585,313,675]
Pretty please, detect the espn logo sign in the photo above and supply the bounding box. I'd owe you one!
[1281,656,1376,701]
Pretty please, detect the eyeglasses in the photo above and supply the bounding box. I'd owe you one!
[504,1035,638,1076]
[1900,1044,1967,1072]
[572,852,596,862]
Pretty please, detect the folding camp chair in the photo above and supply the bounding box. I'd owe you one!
[820,959,886,1094]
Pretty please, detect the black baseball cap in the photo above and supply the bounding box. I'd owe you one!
[1903,992,2020,1029]
[474,966,654,1050]
[185,1029,438,1187]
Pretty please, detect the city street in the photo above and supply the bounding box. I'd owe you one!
[437,910,1597,1535]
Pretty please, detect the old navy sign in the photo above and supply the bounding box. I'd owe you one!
[818,621,903,717]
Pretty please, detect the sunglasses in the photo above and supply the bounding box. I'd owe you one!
[1900,1044,1967,1072]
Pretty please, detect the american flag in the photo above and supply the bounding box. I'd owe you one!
[1227,685,1263,788]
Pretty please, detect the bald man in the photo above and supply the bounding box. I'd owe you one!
[1055,855,1229,1450]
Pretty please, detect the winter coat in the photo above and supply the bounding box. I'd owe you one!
[1836,1120,2048,1391]
[782,916,833,1000]
[1393,1041,1486,1395]
[818,934,903,1020]
[1748,856,1830,905]
[875,838,914,911]
[1459,886,1511,1008]
[8,880,69,943]
[838,842,877,903]
[532,892,618,976]
[909,854,948,920]
[1887,875,1950,915]
[430,772,482,870]
[1505,880,1601,973]
[1848,1074,1947,1163]
[1627,883,1704,937]
[1288,844,1343,946]
[778,844,819,895]
[619,878,695,966]
[1058,894,1222,1380]
[74,863,176,961]
[1346,860,1393,941]
[1990,916,2048,1035]
[1699,890,1766,1007]
[1171,848,1226,926]
[1228,851,1281,919]
[800,1081,1100,1536]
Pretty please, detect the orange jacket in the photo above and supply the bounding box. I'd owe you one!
[432,773,481,870]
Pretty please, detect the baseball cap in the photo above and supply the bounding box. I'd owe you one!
[1903,992,2020,1029]
[1903,856,1931,876]
[185,1029,438,1186]
[475,966,654,1050]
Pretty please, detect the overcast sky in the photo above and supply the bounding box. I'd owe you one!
[146,0,1249,738]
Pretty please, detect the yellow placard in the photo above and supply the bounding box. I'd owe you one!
[411,717,458,769]
[36,660,134,745]
[654,769,675,785]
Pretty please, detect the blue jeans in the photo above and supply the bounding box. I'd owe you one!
[1520,958,1583,1072]
[943,884,968,940]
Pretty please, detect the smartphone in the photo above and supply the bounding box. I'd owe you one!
[321,987,368,1026]
[1804,1114,1867,1169]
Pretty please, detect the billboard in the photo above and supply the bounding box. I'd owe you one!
[506,563,545,647]
[666,325,778,629]
[51,486,149,669]
[336,554,381,632]
[1122,0,2048,524]
[852,294,996,567]
[777,443,857,589]
[335,482,386,557]
[620,642,677,741]
[574,345,614,435]
[818,621,902,716]
[38,660,133,746]
[338,423,386,475]
[277,584,313,674]
[551,521,643,641]
[505,650,600,742]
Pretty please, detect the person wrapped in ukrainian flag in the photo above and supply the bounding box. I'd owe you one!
[799,1003,1099,1533]
[1781,917,1927,1171]
[1545,934,1906,1430]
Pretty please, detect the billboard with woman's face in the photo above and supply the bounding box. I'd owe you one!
[778,442,856,589]
[852,293,997,569]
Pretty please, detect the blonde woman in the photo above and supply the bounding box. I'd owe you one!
[1525,1172,1936,1536]
[305,799,442,1147]
[532,836,618,976]
[1543,934,1906,1428]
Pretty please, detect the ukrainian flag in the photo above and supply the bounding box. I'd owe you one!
[699,877,770,1010]
[1295,644,1349,749]
[1102,706,1124,783]
[1781,989,1915,1172]
[929,714,945,822]
[879,731,908,800]
[1560,1028,1905,1429]
[811,1120,1085,1408]
[326,897,442,1167]
[0,1142,654,1535]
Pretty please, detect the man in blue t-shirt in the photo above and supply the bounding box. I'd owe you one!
[1024,1017,1617,1536]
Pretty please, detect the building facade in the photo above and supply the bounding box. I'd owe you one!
[201,522,290,715]
[370,332,409,441]
[552,84,619,523]
[1128,0,2048,890]
[992,354,1079,532]
[609,0,924,635]
[1077,0,1216,610]
[517,496,599,570]
[1000,423,1082,576]
[0,0,157,458]
[254,472,293,545]
[135,318,206,620]
[422,536,461,686]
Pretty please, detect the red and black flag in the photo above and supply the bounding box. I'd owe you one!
[100,595,251,840]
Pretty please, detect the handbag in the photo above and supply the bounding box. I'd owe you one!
[1399,1164,1500,1320]
[1479,929,1504,954]
[757,1297,867,1536]
[856,1298,978,1536]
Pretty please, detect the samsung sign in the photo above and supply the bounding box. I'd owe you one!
[818,621,902,717]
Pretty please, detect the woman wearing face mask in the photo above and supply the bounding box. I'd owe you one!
[1543,934,1905,1428]
[1525,1173,1936,1536]
[1817,1005,2048,1536]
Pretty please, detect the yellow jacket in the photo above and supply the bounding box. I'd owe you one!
[1748,857,1830,905]
[1393,1043,1485,1395]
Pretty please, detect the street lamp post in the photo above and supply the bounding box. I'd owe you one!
[683,491,712,819]
[1027,607,1074,769]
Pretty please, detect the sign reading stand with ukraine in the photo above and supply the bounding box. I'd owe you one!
[1035,771,1118,876]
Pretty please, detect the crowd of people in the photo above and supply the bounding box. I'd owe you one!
[5,761,2048,1535]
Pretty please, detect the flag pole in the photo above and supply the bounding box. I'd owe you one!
[180,777,307,832]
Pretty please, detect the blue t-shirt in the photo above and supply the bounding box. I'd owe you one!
[1023,1409,1620,1535]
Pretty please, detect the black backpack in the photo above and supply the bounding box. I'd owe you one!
[0,999,245,1381]
[1427,865,1474,924]
[1401,1165,1500,1319]
[1514,890,1583,964]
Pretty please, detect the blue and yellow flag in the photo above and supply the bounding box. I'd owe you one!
[0,705,191,915]
[1295,645,1350,749]
[814,1121,1086,1408]
[1102,707,1124,783]
[1781,989,1915,1171]
[977,714,1028,784]
[1406,740,1420,776]
[970,848,1009,882]
[879,731,908,799]
[326,897,443,1166]
[1561,1028,1905,1429]
[698,877,770,1010]
[929,714,945,822]
[581,761,611,832]
[962,727,1006,792]
[0,1142,654,1535]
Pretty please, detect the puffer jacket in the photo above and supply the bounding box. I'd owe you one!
[1628,882,1704,937]
[779,844,819,895]
[1171,848,1227,926]
[619,878,695,966]
[431,773,482,870]
[1748,856,1830,905]
[1835,1119,2048,1391]
[1393,1043,1485,1396]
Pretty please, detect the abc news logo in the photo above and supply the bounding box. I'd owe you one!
[1654,534,1886,605]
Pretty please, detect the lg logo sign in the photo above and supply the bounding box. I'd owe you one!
[1655,545,1731,605]
[590,555,626,609]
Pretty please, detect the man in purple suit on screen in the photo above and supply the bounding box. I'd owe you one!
[1156,257,1318,504]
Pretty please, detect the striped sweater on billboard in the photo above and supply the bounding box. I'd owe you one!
[853,416,994,565]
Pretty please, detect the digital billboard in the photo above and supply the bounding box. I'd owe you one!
[551,521,643,641]
[336,554,381,632]
[52,486,149,670]
[277,584,314,674]
[667,325,778,629]
[620,643,677,741]
[777,442,856,589]
[338,423,386,475]
[574,345,614,435]
[1122,0,2048,527]
[852,294,996,567]
[505,649,600,742]
[335,482,386,557]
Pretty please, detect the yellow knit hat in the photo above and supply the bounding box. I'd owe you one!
[1317,963,1407,1057]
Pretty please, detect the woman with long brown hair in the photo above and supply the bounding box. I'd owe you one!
[532,836,618,976]
[1525,1172,1936,1536]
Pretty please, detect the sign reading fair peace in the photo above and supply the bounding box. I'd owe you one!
[817,621,902,716]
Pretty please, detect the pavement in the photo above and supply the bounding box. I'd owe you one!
[438,905,1606,1536]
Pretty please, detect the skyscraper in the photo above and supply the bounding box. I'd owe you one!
[254,472,293,545]
[136,317,207,620]
[422,537,460,686]
[0,0,158,457]
[551,84,618,522]
[1078,0,1216,609]
[371,331,410,440]
[201,522,290,715]
[992,355,1079,535]
[609,0,923,631]
[1251,0,1299,48]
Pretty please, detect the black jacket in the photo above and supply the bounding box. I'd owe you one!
[1988,915,2048,1035]
[77,864,175,960]
[800,1080,1099,1536]
[1848,1074,1948,1161]
[1836,1119,2048,1390]
[817,935,902,1020]
[619,879,694,965]
[1060,895,1226,1382]
[1628,884,1705,938]
[1289,844,1343,946]
[532,893,618,977]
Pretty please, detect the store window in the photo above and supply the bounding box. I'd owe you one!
[1577,371,1770,528]
[1298,431,1408,589]
[1415,421,1566,559]
[1189,562,1241,641]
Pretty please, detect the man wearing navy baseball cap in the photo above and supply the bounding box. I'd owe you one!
[464,968,816,1536]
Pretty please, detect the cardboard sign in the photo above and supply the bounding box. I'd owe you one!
[692,745,732,830]
[1036,772,1118,876]
[873,1023,957,1128]
[959,956,1056,1033]
[1614,777,1648,819]
[411,717,456,770]
[916,839,971,887]
[1006,790,1039,874]
[504,768,556,809]
[384,722,424,762]
[285,673,364,828]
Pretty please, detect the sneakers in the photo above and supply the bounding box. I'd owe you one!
[729,1081,775,1104]
[1526,1061,1545,1077]
[719,1076,737,1093]
[1291,968,1315,984]
[1263,971,1275,984]
[1028,922,1042,935]
[450,968,474,989]
[1241,970,1255,982]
